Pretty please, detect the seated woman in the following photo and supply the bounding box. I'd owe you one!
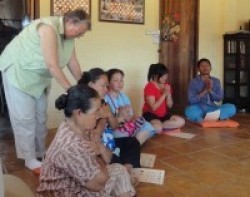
[78,68,141,169]
[105,68,156,145]
[36,85,135,197]
[142,63,185,133]
[185,58,236,122]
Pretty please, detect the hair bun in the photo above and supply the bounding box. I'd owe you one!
[55,94,68,110]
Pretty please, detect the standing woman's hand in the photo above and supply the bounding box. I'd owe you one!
[67,47,82,81]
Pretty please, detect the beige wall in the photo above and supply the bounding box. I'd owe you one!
[199,0,250,81]
[199,0,225,79]
[41,0,250,129]
[40,0,160,128]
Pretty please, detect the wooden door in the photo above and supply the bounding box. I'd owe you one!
[159,0,199,114]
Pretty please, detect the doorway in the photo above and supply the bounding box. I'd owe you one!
[159,0,199,114]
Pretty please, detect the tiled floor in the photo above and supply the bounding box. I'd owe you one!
[1,113,250,197]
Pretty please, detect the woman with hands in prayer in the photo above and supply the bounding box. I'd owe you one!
[37,84,136,197]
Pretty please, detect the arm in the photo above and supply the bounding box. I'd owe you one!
[91,119,113,164]
[107,111,119,129]
[100,103,119,129]
[144,83,168,111]
[97,141,113,164]
[146,92,167,112]
[210,78,223,102]
[38,24,71,91]
[62,142,109,192]
[165,85,173,108]
[166,94,173,108]
[188,79,208,104]
[67,47,82,81]
[115,93,133,122]
[85,156,109,191]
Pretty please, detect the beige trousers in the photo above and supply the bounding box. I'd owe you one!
[2,73,48,160]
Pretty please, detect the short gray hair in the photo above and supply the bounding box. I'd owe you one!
[64,8,91,29]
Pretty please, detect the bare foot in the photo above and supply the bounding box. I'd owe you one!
[123,163,140,188]
[123,163,133,173]
[130,175,140,188]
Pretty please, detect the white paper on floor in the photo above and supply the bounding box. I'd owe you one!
[140,153,156,168]
[163,129,196,139]
[204,109,220,121]
[131,168,165,185]
[166,131,196,139]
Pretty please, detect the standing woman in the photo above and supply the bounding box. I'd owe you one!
[37,85,135,197]
[0,9,90,171]
[142,63,185,133]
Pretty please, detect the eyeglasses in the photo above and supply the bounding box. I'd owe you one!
[74,25,85,38]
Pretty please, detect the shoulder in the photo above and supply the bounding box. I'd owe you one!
[56,122,89,149]
[37,24,56,36]
[36,17,61,35]
[120,92,129,98]
[36,16,60,27]
[104,94,111,103]
[145,82,155,89]
[210,76,220,82]
[189,76,200,84]
[144,82,158,96]
[120,92,131,103]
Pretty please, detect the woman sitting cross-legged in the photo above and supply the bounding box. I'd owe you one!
[36,85,136,197]
[105,68,156,145]
[142,63,185,133]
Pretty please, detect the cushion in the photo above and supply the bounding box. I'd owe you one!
[200,119,239,128]
[0,160,4,197]
[4,175,34,197]
[1,159,34,197]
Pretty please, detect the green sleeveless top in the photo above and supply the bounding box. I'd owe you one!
[0,16,75,98]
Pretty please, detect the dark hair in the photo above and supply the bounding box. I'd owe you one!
[197,58,211,68]
[64,8,91,29]
[106,68,124,82]
[55,84,99,117]
[147,63,169,82]
[78,68,106,85]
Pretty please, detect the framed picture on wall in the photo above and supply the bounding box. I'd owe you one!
[51,0,91,16]
[99,0,145,24]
